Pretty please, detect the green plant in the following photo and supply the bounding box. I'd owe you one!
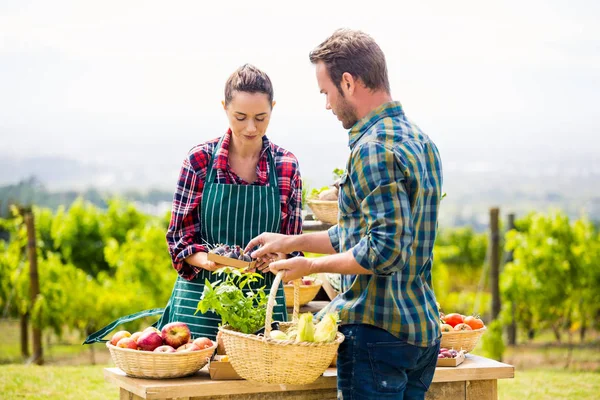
[481,319,505,361]
[196,268,269,334]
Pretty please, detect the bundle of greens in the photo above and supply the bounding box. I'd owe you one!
[196,268,268,334]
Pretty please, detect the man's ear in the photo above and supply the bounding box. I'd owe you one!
[341,72,355,96]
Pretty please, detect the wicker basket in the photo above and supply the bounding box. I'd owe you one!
[440,327,486,353]
[218,271,344,385]
[307,200,338,224]
[106,342,217,379]
[283,279,322,307]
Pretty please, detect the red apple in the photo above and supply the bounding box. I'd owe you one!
[137,331,163,351]
[161,322,191,349]
[154,345,176,353]
[192,337,214,350]
[116,337,138,350]
[110,330,131,346]
[176,343,201,352]
[301,278,313,286]
[143,326,161,335]
[130,332,143,343]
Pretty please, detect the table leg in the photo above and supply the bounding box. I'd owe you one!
[120,388,144,400]
[426,381,466,399]
[466,379,497,400]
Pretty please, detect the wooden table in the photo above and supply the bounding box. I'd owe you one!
[104,354,514,400]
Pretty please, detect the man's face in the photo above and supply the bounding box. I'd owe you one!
[315,62,358,129]
[223,91,273,143]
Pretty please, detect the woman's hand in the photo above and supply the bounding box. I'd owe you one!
[185,252,220,272]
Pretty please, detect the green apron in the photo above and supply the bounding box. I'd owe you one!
[84,137,287,344]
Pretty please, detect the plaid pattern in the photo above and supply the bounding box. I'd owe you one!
[322,102,442,347]
[166,130,303,280]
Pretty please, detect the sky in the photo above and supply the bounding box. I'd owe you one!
[0,0,599,190]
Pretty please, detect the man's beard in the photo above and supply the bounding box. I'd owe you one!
[337,95,358,129]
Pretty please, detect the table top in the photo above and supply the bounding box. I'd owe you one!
[104,354,514,399]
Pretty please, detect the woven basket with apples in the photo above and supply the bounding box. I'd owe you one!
[283,276,322,307]
[106,322,216,379]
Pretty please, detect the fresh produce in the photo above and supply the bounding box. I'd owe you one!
[301,277,314,286]
[143,326,161,335]
[314,312,339,343]
[437,348,460,359]
[116,337,138,349]
[260,312,339,343]
[442,313,464,327]
[463,316,485,330]
[440,323,453,332]
[109,322,214,353]
[137,330,164,351]
[110,330,131,346]
[154,345,177,353]
[177,343,201,352]
[130,331,143,343]
[193,337,214,349]
[453,323,473,331]
[269,330,289,340]
[196,268,268,334]
[209,244,252,262]
[297,313,315,342]
[161,322,192,348]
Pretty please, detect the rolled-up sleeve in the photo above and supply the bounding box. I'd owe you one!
[166,154,208,280]
[349,141,413,275]
[328,224,341,253]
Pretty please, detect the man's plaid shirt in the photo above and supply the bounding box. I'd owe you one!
[321,102,443,347]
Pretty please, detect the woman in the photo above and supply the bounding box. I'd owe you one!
[160,64,303,340]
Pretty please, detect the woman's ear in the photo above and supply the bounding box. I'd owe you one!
[221,100,227,110]
[272,100,277,109]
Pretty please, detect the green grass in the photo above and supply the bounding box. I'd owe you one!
[498,370,600,400]
[1,364,598,400]
[0,364,116,400]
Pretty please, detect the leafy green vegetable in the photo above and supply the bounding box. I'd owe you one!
[196,267,269,334]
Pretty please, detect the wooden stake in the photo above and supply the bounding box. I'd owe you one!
[490,208,501,321]
[506,213,517,345]
[25,210,43,365]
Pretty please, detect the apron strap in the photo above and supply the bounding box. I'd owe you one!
[82,308,164,344]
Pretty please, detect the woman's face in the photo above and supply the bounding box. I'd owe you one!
[223,91,275,144]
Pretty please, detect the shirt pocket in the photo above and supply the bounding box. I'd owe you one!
[338,172,360,217]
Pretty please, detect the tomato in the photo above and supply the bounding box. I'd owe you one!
[464,316,485,330]
[453,323,472,331]
[443,313,464,327]
[440,323,453,332]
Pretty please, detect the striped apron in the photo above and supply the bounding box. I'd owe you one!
[157,137,288,340]
[83,137,287,345]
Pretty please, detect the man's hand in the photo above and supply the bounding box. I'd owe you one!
[268,257,314,283]
[254,252,288,273]
[185,252,219,272]
[245,232,294,259]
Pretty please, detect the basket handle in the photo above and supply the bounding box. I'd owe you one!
[265,271,300,336]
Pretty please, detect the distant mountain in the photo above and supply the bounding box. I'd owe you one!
[1,153,599,228]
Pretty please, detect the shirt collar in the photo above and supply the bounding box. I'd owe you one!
[213,129,271,171]
[348,101,404,149]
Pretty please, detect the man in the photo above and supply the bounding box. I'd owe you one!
[246,29,442,399]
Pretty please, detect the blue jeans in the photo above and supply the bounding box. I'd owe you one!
[337,324,440,400]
